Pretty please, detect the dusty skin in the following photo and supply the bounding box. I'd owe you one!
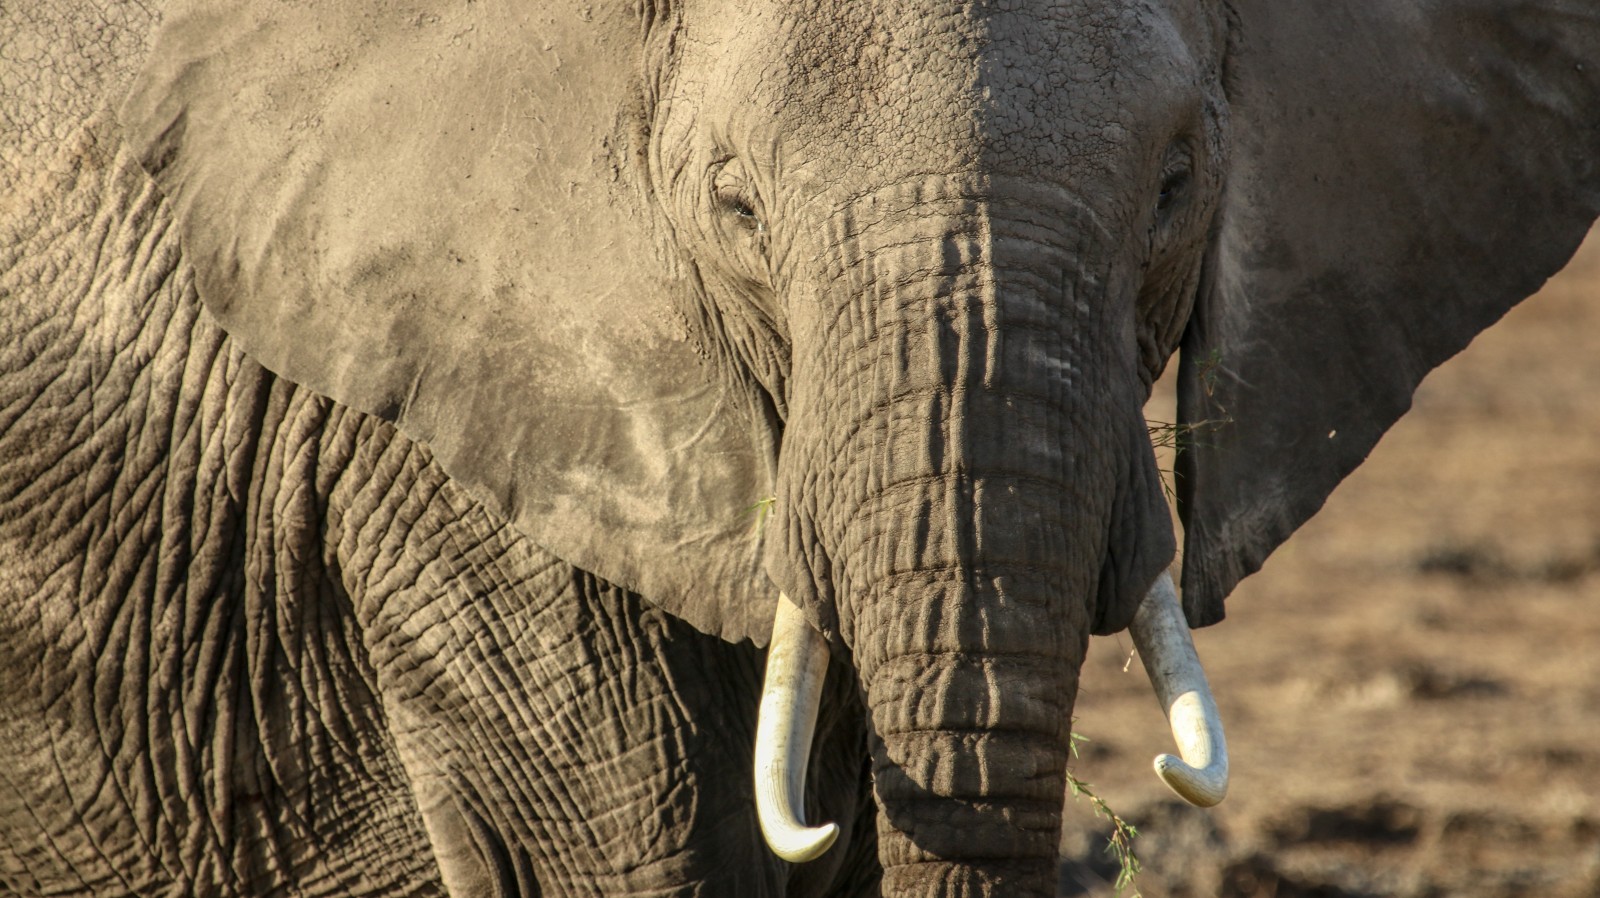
[1064,232,1600,897]
[7,3,1600,895]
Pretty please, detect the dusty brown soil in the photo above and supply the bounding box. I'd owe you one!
[1062,231,1600,897]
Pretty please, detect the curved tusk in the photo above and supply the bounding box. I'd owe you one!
[754,593,839,863]
[1129,570,1229,808]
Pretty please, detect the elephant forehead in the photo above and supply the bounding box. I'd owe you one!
[720,0,1224,179]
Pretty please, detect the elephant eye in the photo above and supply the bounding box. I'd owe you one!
[711,154,764,234]
[715,185,764,231]
[1157,168,1190,215]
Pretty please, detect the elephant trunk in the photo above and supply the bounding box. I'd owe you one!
[852,467,1095,898]
[764,186,1162,897]
[841,263,1109,898]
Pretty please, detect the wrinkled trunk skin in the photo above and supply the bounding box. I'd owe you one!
[858,499,1094,898]
[771,185,1143,897]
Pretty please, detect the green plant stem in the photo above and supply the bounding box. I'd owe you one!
[1068,732,1143,896]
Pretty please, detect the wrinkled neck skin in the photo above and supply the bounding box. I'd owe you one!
[646,1,1228,894]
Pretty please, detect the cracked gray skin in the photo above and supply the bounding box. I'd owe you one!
[3,1,1598,897]
[2,106,879,897]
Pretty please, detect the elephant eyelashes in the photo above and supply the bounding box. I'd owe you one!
[716,187,763,230]
[711,158,765,234]
[1157,168,1190,216]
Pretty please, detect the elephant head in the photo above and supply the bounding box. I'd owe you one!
[122,0,1600,895]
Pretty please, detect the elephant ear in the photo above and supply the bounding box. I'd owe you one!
[1176,0,1600,625]
[121,1,778,643]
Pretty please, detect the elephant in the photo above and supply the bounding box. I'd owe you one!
[3,0,1598,896]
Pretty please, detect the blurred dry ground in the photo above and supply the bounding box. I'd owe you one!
[1063,231,1600,897]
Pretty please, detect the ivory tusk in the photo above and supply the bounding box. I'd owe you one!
[753,593,839,863]
[1129,570,1230,808]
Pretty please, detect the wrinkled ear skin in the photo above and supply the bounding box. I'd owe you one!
[121,1,779,644]
[1177,0,1600,625]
